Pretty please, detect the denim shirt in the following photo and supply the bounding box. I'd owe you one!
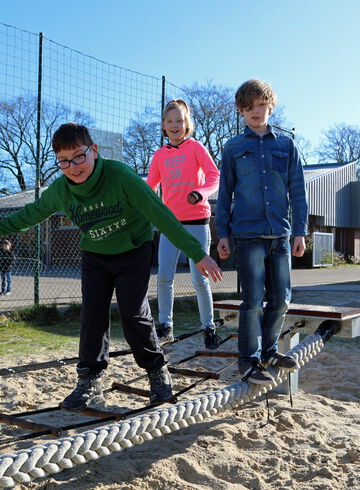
[215,125,308,239]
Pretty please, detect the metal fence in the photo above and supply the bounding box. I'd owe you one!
[0,22,237,310]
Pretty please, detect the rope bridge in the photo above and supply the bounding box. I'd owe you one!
[0,321,339,488]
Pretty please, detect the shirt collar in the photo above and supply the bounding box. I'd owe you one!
[244,124,277,139]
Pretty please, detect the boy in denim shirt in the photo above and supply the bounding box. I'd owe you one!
[216,79,308,385]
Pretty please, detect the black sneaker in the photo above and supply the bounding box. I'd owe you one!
[156,323,174,344]
[238,362,275,385]
[60,375,103,410]
[204,327,222,350]
[147,365,174,404]
[263,352,300,372]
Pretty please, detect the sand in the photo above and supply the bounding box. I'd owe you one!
[0,288,359,490]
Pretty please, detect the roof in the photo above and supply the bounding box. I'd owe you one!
[0,187,48,209]
[303,161,357,182]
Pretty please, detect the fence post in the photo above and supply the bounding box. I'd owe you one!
[34,32,44,305]
[160,75,166,147]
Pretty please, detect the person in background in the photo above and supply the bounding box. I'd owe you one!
[0,239,15,296]
[148,99,221,349]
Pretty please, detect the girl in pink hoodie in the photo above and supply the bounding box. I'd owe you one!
[147,99,221,349]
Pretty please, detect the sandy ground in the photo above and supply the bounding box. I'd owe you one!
[0,288,359,490]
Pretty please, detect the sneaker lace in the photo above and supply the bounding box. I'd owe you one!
[241,361,266,381]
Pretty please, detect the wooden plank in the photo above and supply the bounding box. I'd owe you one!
[213,300,360,321]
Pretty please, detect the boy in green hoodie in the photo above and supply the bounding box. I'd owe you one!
[0,123,222,410]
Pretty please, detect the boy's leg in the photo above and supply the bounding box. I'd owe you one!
[157,233,181,339]
[1,273,5,294]
[61,251,113,410]
[261,237,294,366]
[6,272,11,293]
[115,241,172,403]
[234,238,274,385]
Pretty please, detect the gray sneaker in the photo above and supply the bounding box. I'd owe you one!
[60,374,104,410]
[238,362,275,385]
[147,365,174,404]
[156,323,174,344]
[263,352,300,372]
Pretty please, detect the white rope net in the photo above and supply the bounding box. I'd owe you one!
[0,333,324,488]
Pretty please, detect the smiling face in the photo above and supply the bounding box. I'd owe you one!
[238,97,273,135]
[162,107,187,146]
[56,144,98,184]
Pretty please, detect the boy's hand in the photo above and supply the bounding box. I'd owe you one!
[292,236,306,257]
[217,238,231,259]
[196,255,223,282]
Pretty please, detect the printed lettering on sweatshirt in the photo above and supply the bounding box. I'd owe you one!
[69,201,126,239]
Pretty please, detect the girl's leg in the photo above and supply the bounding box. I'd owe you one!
[185,224,215,329]
[157,233,181,327]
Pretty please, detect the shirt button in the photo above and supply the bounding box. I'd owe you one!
[263,170,266,173]
[261,155,264,158]
[265,186,268,189]
[266,202,269,205]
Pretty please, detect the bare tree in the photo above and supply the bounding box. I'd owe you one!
[123,107,160,175]
[183,82,237,166]
[317,123,360,165]
[295,134,314,165]
[0,93,94,191]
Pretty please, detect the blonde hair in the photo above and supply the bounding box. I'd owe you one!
[162,99,195,138]
[235,79,277,111]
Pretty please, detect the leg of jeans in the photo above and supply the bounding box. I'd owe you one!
[185,224,215,329]
[1,273,5,294]
[115,242,165,371]
[157,234,181,327]
[6,272,11,292]
[262,238,291,361]
[78,251,114,375]
[234,238,267,364]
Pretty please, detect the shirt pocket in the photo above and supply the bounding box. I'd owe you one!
[234,150,256,175]
[271,150,289,174]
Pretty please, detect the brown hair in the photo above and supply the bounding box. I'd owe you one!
[235,79,277,111]
[162,99,195,138]
[52,122,93,153]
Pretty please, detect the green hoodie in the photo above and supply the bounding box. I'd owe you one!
[0,156,206,263]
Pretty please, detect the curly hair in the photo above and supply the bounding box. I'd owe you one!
[235,79,277,111]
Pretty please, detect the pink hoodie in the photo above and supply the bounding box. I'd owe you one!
[147,138,219,221]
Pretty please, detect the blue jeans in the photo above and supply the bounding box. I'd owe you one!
[234,237,291,365]
[157,224,215,330]
[1,271,11,293]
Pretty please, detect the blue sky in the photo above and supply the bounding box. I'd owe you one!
[1,0,359,155]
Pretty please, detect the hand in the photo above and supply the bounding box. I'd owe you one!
[195,255,223,282]
[187,191,202,205]
[292,236,306,257]
[217,238,231,259]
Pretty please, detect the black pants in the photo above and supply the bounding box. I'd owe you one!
[78,241,164,375]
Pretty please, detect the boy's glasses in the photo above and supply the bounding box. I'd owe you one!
[55,145,92,169]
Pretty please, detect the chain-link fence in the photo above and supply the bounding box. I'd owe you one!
[0,22,237,310]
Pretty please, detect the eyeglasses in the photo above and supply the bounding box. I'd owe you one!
[55,145,93,169]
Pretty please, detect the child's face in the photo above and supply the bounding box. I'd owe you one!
[162,107,187,146]
[3,244,10,250]
[238,97,273,135]
[56,144,98,184]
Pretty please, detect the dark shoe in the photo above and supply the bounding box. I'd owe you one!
[156,323,174,344]
[238,362,275,385]
[263,352,300,372]
[60,375,103,410]
[147,365,173,404]
[204,327,222,350]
